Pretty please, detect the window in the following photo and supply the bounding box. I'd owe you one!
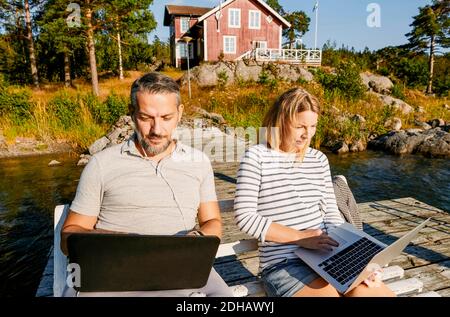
[180,17,190,33]
[254,41,267,49]
[228,9,240,28]
[223,36,236,54]
[178,42,193,59]
[249,10,261,29]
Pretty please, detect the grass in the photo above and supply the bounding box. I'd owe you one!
[0,68,448,152]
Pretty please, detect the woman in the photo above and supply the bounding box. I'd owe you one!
[234,88,395,297]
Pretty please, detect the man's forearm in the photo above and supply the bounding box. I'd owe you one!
[60,225,92,256]
[60,225,119,256]
[199,219,222,239]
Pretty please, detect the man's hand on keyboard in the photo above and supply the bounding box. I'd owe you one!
[296,229,339,252]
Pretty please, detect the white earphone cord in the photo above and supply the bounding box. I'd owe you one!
[143,147,188,232]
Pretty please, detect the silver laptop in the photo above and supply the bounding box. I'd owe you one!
[294,218,430,294]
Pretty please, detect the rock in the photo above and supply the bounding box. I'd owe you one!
[235,60,263,82]
[88,136,110,155]
[106,128,122,142]
[48,160,61,167]
[368,128,450,157]
[298,67,314,82]
[414,120,432,130]
[416,129,450,157]
[332,141,349,154]
[351,114,366,124]
[372,93,414,115]
[349,139,366,152]
[77,154,91,166]
[429,118,445,128]
[384,117,402,131]
[196,64,219,87]
[276,64,298,81]
[416,106,425,114]
[209,112,226,125]
[192,106,211,117]
[360,72,394,94]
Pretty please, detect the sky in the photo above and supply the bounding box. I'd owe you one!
[149,0,433,51]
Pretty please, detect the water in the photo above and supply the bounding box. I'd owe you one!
[0,150,448,297]
[0,152,83,297]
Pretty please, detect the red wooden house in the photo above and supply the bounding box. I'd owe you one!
[164,0,291,68]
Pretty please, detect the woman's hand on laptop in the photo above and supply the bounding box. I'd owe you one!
[296,229,339,252]
[363,269,383,288]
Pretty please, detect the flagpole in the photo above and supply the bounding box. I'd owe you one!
[314,1,319,49]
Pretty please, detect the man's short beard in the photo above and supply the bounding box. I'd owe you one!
[135,130,172,156]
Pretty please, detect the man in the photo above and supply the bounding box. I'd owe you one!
[61,72,232,297]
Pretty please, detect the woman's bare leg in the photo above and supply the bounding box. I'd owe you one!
[293,277,341,297]
[344,282,396,297]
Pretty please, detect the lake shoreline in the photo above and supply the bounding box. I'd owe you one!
[0,138,75,159]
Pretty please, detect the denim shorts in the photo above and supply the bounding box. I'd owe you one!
[261,258,320,297]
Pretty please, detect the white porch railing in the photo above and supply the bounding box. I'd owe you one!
[238,48,322,66]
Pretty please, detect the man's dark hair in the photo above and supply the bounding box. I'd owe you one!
[130,72,181,116]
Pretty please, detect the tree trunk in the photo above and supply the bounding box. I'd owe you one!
[86,1,99,96]
[117,29,124,80]
[426,34,435,94]
[24,0,39,89]
[64,51,72,87]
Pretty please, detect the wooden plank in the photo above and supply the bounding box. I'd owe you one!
[217,240,258,258]
[403,260,450,292]
[413,291,441,297]
[386,278,423,296]
[436,288,450,297]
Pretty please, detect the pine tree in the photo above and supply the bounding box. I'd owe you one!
[406,1,449,94]
[104,0,156,80]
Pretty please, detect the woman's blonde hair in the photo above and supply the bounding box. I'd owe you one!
[262,87,320,152]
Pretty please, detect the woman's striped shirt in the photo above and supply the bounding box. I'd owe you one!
[234,144,344,271]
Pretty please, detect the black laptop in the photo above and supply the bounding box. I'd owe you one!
[66,233,220,292]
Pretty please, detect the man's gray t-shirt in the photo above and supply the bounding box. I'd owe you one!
[70,136,217,235]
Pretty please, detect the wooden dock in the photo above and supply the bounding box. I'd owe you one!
[36,132,450,296]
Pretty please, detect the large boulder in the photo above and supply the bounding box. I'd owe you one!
[372,92,414,115]
[360,72,394,94]
[384,117,402,131]
[88,136,110,155]
[235,60,262,82]
[298,67,314,82]
[276,64,314,82]
[368,128,450,157]
[195,64,219,87]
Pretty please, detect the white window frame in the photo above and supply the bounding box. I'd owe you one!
[255,41,267,49]
[249,10,261,29]
[228,8,241,28]
[223,36,236,54]
[178,41,194,59]
[180,17,190,33]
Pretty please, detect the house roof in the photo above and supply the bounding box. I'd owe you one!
[164,5,213,26]
[197,0,291,28]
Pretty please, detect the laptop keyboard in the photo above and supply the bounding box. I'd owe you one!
[318,237,383,285]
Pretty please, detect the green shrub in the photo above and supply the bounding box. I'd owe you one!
[391,84,406,100]
[105,93,128,124]
[217,71,229,89]
[258,71,270,85]
[84,93,109,124]
[0,86,33,124]
[48,92,81,129]
[316,62,366,101]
